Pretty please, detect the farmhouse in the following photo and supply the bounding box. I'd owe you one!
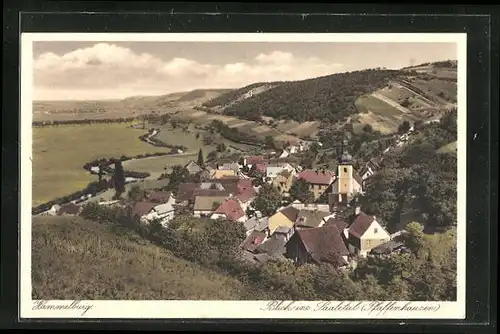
[184,160,203,175]
[211,199,247,222]
[141,196,176,226]
[272,169,295,194]
[294,210,330,229]
[345,208,391,257]
[285,224,351,268]
[268,206,300,235]
[265,163,295,179]
[193,195,228,217]
[296,169,336,201]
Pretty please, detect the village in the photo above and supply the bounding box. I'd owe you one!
[43,129,416,272]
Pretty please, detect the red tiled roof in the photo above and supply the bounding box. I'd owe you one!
[247,156,264,165]
[214,199,245,221]
[325,217,348,231]
[348,212,375,238]
[240,230,267,253]
[297,225,350,266]
[255,164,267,173]
[297,170,335,185]
[237,179,256,202]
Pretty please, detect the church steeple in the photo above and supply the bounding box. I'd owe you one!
[338,138,352,165]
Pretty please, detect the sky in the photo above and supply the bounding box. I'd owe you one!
[32,41,457,101]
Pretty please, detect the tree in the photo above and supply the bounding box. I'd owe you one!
[167,165,190,193]
[404,222,426,256]
[252,184,282,216]
[113,160,125,199]
[251,170,266,187]
[197,149,204,167]
[289,178,314,204]
[264,135,275,149]
[127,185,143,201]
[206,150,218,162]
[398,120,411,133]
[216,143,226,153]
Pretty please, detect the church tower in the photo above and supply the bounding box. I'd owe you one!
[330,138,361,210]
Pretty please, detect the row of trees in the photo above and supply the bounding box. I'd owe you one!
[208,120,263,146]
[32,117,136,127]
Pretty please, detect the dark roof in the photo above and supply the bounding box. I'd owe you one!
[145,191,172,203]
[295,210,330,228]
[240,230,267,253]
[279,206,300,222]
[296,225,350,266]
[177,183,198,201]
[353,170,363,186]
[131,201,156,217]
[325,217,348,231]
[370,240,405,255]
[348,212,375,238]
[255,234,287,257]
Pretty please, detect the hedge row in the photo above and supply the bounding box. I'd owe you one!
[138,130,187,151]
[32,117,136,127]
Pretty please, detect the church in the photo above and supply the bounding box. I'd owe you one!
[329,140,364,211]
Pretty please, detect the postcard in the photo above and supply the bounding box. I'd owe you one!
[20,32,466,319]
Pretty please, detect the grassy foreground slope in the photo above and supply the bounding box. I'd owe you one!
[32,216,255,300]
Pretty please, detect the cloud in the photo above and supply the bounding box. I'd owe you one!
[33,43,345,100]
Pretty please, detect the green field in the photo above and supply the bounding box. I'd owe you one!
[32,216,257,300]
[123,154,197,178]
[354,95,410,134]
[32,123,172,206]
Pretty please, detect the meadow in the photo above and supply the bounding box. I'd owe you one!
[32,216,257,300]
[32,123,172,206]
[354,94,415,134]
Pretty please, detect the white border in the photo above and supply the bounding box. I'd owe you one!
[20,33,466,319]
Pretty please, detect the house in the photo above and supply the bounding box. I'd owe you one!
[329,150,363,210]
[236,178,257,208]
[240,230,268,253]
[57,203,81,216]
[177,182,229,204]
[369,239,408,256]
[245,155,265,169]
[345,208,391,257]
[285,224,351,268]
[272,169,295,194]
[131,201,157,220]
[254,230,289,258]
[144,191,174,204]
[211,169,237,179]
[288,145,299,154]
[141,194,176,226]
[268,206,300,235]
[218,162,241,171]
[278,149,290,159]
[41,204,61,216]
[266,163,295,179]
[294,210,330,229]
[184,160,203,175]
[360,158,382,181]
[254,163,267,174]
[193,195,228,217]
[290,200,330,212]
[296,169,336,201]
[211,199,247,222]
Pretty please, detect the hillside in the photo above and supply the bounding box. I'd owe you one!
[199,62,457,135]
[33,88,232,122]
[32,216,257,300]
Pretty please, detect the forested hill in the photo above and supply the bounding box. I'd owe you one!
[202,69,405,123]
